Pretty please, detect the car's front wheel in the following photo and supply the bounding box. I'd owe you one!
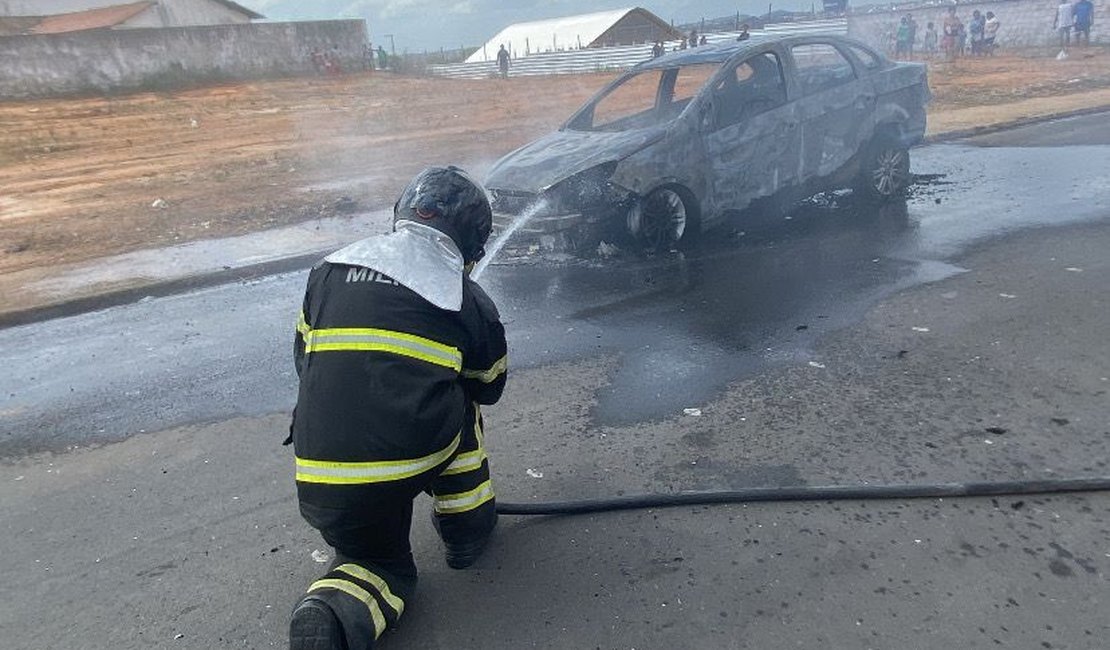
[627,187,693,251]
[857,135,911,201]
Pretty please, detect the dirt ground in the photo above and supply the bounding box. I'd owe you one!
[1,49,1109,276]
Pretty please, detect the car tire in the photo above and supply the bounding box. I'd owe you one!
[856,135,911,202]
[627,187,693,251]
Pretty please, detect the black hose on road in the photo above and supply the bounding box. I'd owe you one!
[495,476,1110,516]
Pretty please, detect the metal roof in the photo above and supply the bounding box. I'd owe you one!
[466,6,678,64]
[0,15,40,35]
[30,1,155,34]
[14,1,262,35]
[210,0,263,20]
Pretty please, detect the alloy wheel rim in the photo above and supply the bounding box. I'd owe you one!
[871,149,909,196]
[641,189,687,249]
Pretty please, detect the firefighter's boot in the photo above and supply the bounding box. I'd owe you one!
[432,510,497,569]
[289,596,347,650]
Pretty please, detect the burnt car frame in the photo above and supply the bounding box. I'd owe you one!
[483,33,930,252]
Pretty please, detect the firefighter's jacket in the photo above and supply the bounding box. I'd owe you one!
[290,221,507,512]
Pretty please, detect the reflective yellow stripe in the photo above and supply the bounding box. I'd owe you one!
[296,434,460,484]
[441,448,488,476]
[302,327,462,371]
[309,578,386,638]
[474,404,484,447]
[461,354,508,383]
[434,479,495,514]
[334,564,405,616]
[296,311,311,336]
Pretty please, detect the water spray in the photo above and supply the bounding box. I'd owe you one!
[472,198,550,280]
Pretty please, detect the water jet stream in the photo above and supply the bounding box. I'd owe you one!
[472,198,549,280]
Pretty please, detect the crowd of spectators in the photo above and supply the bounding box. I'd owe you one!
[889,7,1001,60]
[887,0,1096,62]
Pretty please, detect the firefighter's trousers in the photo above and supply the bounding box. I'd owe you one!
[296,407,496,649]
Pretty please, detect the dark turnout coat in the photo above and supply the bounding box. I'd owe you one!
[290,223,507,515]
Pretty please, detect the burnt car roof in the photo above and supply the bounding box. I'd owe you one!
[634,33,883,70]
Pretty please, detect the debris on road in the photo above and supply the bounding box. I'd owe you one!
[311,549,329,563]
[807,361,826,369]
[912,326,930,332]
[682,408,702,417]
[596,241,619,258]
[525,468,544,479]
[151,198,167,209]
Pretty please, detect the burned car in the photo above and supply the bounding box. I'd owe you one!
[483,34,930,253]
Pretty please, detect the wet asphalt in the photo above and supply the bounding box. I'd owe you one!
[1,113,1109,650]
[3,113,1109,456]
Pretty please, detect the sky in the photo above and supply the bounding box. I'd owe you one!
[250,1,814,52]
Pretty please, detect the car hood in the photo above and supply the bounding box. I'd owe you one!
[484,126,667,194]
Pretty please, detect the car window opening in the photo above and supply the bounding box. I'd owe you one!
[575,63,717,132]
[791,43,857,96]
[710,52,787,130]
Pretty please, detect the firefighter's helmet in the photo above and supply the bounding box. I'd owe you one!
[394,166,493,264]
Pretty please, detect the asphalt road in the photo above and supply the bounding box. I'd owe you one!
[1,114,1108,649]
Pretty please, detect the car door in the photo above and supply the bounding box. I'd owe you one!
[702,50,801,213]
[787,42,875,184]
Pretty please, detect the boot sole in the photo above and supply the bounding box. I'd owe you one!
[289,598,346,650]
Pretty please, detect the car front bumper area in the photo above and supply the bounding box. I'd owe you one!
[489,187,632,254]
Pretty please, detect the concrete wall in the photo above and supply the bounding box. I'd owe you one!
[848,0,1108,52]
[0,20,367,99]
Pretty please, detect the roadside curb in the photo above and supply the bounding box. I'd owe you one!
[0,250,330,330]
[924,103,1110,144]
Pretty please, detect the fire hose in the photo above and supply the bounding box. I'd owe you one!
[494,476,1110,515]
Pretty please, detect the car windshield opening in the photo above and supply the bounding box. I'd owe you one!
[573,63,718,132]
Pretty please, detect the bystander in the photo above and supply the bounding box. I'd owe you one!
[969,10,986,56]
[984,12,1001,54]
[942,6,964,60]
[1054,0,1075,53]
[1073,0,1094,46]
[496,44,511,79]
[924,21,938,58]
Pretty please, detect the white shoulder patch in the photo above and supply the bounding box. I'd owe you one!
[325,221,465,311]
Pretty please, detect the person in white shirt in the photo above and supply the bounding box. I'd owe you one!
[984,11,1001,55]
[1054,0,1075,49]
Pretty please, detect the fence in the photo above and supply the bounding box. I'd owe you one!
[427,19,848,80]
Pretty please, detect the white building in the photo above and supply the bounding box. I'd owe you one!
[0,0,262,33]
[468,6,681,63]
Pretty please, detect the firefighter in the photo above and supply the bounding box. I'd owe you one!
[287,166,508,649]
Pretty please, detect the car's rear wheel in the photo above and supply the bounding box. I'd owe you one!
[857,135,911,201]
[627,187,692,251]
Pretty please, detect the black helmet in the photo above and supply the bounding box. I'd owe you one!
[394,166,493,264]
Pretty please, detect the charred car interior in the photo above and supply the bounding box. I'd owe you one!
[483,34,930,255]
